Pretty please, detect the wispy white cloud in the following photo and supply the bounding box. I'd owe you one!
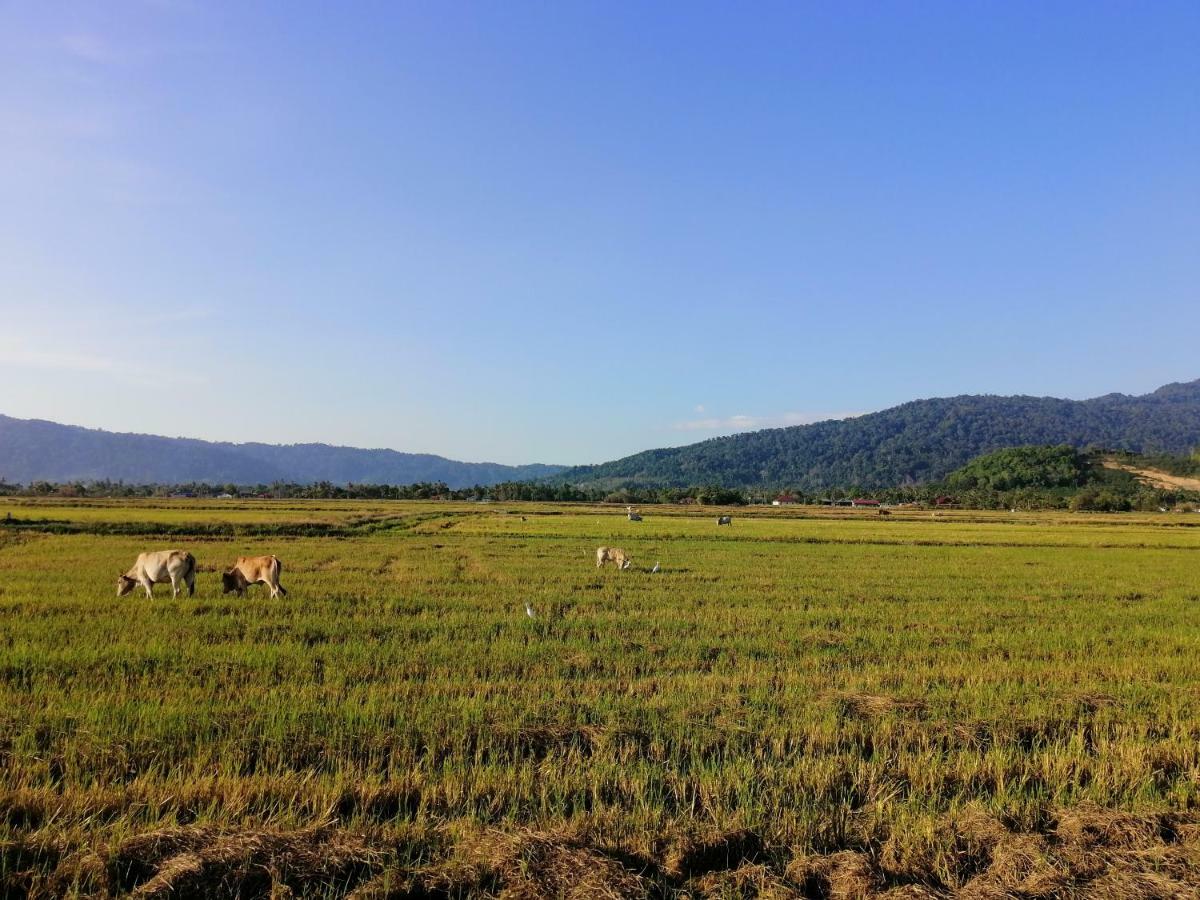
[0,342,207,387]
[672,410,864,432]
[141,307,214,325]
[135,0,200,11]
[0,106,115,141]
[54,28,219,67]
[0,346,121,374]
[59,33,124,65]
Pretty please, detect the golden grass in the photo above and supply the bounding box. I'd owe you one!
[2,499,1200,896]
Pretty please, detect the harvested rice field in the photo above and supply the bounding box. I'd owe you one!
[2,499,1200,897]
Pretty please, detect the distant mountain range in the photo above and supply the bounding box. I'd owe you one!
[554,380,1200,489]
[0,416,565,488]
[4,380,1199,489]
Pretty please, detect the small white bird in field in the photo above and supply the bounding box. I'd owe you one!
[651,561,660,573]
[524,601,536,618]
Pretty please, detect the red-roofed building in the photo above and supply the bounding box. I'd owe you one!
[851,498,880,507]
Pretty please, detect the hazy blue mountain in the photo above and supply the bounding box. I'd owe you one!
[553,380,1200,489]
[7,380,1199,491]
[0,416,565,487]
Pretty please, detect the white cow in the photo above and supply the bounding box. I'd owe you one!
[596,546,632,570]
[222,555,287,599]
[117,550,196,599]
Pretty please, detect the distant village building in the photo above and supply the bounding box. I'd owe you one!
[933,496,957,507]
[772,494,799,506]
[851,498,880,508]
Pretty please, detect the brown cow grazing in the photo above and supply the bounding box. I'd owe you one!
[222,555,287,598]
[595,546,632,570]
[117,550,196,599]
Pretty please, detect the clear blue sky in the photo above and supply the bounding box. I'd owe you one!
[1,2,1197,465]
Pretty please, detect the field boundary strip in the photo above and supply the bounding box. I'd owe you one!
[0,510,477,539]
[448,526,1200,551]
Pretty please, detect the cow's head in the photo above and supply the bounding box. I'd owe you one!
[116,574,136,596]
[221,570,244,594]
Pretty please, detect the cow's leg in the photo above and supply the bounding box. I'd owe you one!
[185,570,195,597]
[170,574,180,599]
[141,578,154,599]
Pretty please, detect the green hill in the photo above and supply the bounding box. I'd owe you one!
[555,380,1200,489]
[945,445,1093,491]
[0,416,565,488]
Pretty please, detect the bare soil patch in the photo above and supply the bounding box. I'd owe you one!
[1102,459,1200,492]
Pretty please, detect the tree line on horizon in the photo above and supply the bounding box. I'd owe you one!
[3,447,1199,512]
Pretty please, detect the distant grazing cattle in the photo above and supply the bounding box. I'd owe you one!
[716,515,732,526]
[222,555,288,598]
[627,512,643,522]
[117,550,196,599]
[596,546,632,570]
[877,509,891,517]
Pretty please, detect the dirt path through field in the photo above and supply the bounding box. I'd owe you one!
[1102,459,1200,491]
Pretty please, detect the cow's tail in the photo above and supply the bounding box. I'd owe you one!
[273,556,288,596]
[185,552,197,596]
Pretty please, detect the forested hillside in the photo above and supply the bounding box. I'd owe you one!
[0,416,564,487]
[556,380,1200,489]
